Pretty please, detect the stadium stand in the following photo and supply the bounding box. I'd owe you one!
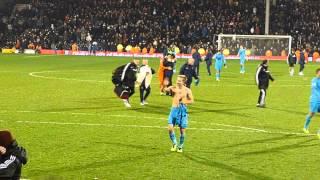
[0,0,319,54]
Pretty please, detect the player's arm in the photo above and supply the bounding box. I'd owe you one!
[179,64,186,75]
[268,72,275,81]
[199,54,203,62]
[266,69,275,81]
[151,68,156,74]
[164,86,175,93]
[255,66,262,85]
[204,54,209,61]
[193,70,198,79]
[184,88,194,104]
[223,55,227,66]
[0,155,19,177]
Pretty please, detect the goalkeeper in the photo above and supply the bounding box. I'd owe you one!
[179,58,200,88]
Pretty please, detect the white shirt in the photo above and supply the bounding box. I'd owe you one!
[137,65,153,88]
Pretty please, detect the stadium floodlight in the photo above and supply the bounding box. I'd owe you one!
[217,34,292,59]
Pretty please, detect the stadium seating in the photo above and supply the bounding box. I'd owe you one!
[0,0,319,53]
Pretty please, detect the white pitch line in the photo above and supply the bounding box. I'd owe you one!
[28,70,310,87]
[192,121,268,133]
[0,110,166,120]
[0,110,316,136]
[9,120,316,136]
[29,71,107,83]
[0,71,18,73]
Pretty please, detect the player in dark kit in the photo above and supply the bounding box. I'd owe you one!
[163,54,175,95]
[179,58,199,88]
[287,48,297,76]
[204,49,214,76]
[255,60,274,108]
[192,48,202,76]
[299,49,305,76]
[112,60,139,108]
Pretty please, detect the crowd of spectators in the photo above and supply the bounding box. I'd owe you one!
[0,0,264,53]
[0,0,319,55]
[270,0,320,51]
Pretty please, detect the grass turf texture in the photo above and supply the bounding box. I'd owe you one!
[0,54,319,179]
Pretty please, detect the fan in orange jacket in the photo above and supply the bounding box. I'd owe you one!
[158,57,172,95]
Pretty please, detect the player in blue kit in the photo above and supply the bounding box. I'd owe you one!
[164,75,194,153]
[214,49,225,81]
[303,68,320,139]
[238,45,247,74]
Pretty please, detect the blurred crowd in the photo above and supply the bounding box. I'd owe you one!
[0,0,319,54]
[270,0,320,51]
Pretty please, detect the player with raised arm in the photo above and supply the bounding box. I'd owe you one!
[238,45,247,74]
[303,68,320,138]
[164,75,194,153]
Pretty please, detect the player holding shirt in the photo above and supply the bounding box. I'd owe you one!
[214,49,225,81]
[238,45,247,74]
[303,68,320,139]
[164,75,194,153]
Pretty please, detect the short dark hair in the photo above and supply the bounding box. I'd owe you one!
[316,68,320,74]
[262,60,268,64]
[0,130,14,148]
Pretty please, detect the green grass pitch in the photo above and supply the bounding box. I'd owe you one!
[0,54,319,179]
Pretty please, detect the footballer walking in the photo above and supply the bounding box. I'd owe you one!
[164,75,194,153]
[303,68,320,138]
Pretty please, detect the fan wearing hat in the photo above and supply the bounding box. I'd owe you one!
[0,130,27,179]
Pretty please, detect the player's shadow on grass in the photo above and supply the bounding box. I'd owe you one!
[131,104,170,115]
[195,99,227,105]
[183,154,273,180]
[189,106,253,118]
[29,142,166,176]
[218,134,307,149]
[266,107,306,116]
[94,141,158,150]
[238,138,317,156]
[41,105,123,113]
[75,97,121,104]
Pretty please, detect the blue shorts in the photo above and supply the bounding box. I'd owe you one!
[168,104,188,128]
[240,58,246,65]
[310,102,320,113]
[215,63,223,71]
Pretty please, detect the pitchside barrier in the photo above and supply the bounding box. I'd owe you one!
[2,49,320,62]
[40,49,289,60]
